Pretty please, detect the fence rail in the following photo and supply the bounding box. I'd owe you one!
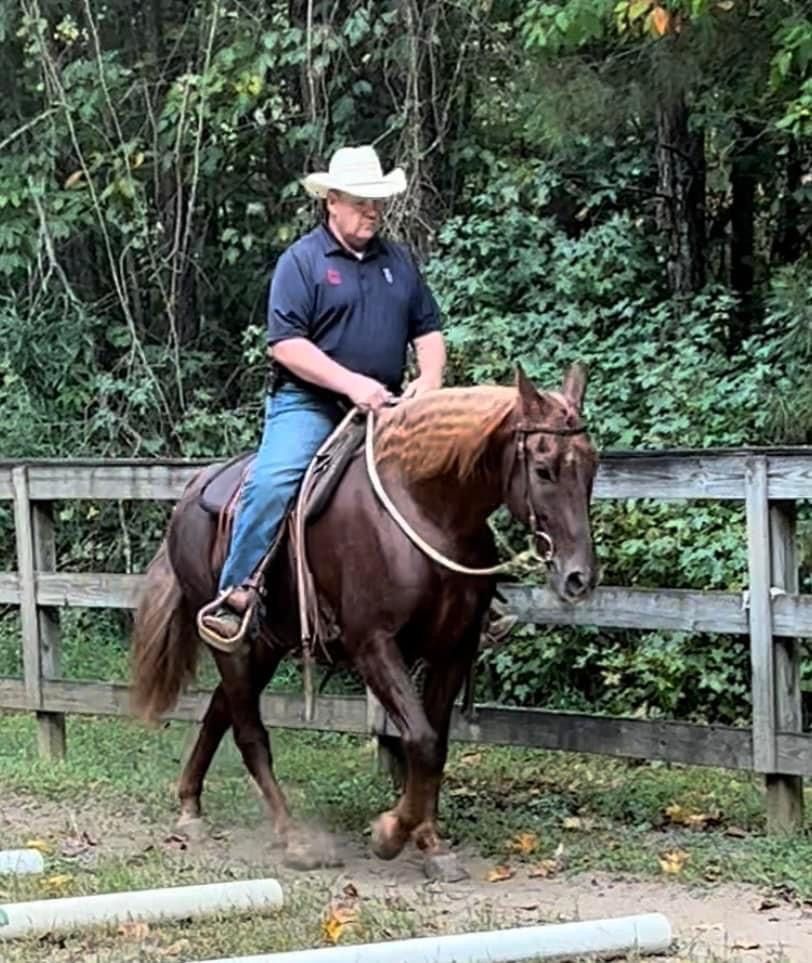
[1,449,811,831]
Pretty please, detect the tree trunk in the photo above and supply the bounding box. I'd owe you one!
[655,93,706,296]
[772,139,803,266]
[729,119,759,345]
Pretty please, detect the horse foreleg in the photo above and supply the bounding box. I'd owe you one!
[353,631,443,861]
[410,653,476,881]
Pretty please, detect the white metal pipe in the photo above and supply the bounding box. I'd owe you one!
[0,877,284,939]
[0,850,45,876]
[191,913,672,963]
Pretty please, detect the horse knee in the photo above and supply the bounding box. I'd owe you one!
[405,726,441,772]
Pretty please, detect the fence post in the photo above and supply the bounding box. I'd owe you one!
[11,467,65,760]
[745,456,776,778]
[767,500,804,832]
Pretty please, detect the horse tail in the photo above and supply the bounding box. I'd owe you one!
[130,538,199,723]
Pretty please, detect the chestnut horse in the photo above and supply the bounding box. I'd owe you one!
[129,364,598,878]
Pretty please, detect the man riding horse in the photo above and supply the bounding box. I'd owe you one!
[130,144,598,879]
[199,144,447,647]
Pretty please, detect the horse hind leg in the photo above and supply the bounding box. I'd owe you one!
[176,682,231,837]
[204,636,293,843]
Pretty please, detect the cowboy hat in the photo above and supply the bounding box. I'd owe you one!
[302,145,407,200]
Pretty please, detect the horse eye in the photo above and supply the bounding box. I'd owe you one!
[535,464,553,482]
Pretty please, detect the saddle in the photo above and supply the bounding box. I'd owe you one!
[195,410,367,656]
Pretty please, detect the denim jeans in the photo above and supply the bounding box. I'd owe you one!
[218,384,344,591]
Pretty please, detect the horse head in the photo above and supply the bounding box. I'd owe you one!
[501,363,598,603]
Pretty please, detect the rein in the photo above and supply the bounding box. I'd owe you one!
[364,410,587,577]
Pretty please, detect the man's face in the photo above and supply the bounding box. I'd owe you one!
[326,191,386,250]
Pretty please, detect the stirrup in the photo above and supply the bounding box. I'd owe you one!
[196,587,254,652]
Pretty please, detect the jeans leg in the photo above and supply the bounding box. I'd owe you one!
[218,387,342,591]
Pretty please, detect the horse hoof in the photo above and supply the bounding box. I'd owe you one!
[423,851,469,883]
[370,811,410,861]
[175,815,205,841]
[283,831,343,871]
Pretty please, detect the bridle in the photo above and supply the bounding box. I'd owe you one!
[365,409,587,577]
[512,420,588,565]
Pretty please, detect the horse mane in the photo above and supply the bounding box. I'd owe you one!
[374,386,517,482]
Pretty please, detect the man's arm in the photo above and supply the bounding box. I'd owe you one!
[402,331,446,398]
[270,339,391,411]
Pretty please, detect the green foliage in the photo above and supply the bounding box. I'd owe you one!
[0,0,809,728]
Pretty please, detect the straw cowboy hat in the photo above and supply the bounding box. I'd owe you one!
[302,145,407,200]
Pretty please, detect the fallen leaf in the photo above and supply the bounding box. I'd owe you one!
[24,838,52,854]
[459,752,482,766]
[664,803,719,830]
[161,939,192,958]
[658,849,690,875]
[322,904,359,944]
[486,864,515,883]
[757,897,780,912]
[510,832,539,856]
[342,882,359,899]
[649,4,670,35]
[63,171,84,189]
[562,815,594,831]
[725,825,748,838]
[528,859,559,878]
[60,831,97,858]
[716,0,735,9]
[118,921,150,941]
[41,874,74,894]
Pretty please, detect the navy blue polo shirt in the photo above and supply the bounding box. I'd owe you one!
[267,224,441,393]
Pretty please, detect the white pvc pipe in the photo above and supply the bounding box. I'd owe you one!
[0,850,45,876]
[0,877,284,939]
[191,913,672,963]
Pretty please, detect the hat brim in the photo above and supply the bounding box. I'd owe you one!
[302,167,407,200]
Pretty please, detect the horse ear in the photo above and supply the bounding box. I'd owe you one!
[515,364,545,419]
[563,362,587,410]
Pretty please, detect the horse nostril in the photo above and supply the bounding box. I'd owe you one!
[564,570,587,598]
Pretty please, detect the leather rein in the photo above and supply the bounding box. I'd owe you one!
[364,411,587,577]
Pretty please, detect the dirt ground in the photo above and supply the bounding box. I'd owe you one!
[2,790,811,962]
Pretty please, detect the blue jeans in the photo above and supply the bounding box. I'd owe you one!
[218,384,344,591]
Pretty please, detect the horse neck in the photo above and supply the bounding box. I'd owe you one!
[374,389,515,536]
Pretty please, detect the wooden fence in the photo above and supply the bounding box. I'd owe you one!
[1,449,811,832]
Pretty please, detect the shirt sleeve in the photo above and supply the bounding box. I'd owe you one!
[407,259,442,341]
[267,248,315,345]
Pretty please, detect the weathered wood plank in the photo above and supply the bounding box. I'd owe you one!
[0,451,808,502]
[767,502,804,831]
[4,678,812,775]
[25,464,201,501]
[502,585,750,634]
[0,573,20,605]
[745,456,776,773]
[36,573,144,609]
[31,502,66,761]
[12,468,41,710]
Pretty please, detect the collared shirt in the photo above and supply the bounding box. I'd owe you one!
[267,224,441,393]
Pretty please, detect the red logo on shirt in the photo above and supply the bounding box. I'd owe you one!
[326,268,342,285]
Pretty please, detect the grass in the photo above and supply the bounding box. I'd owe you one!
[0,711,809,961]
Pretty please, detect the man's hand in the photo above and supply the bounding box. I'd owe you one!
[402,373,442,400]
[344,373,393,412]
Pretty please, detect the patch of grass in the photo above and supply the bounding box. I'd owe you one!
[2,714,812,891]
[0,711,811,962]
